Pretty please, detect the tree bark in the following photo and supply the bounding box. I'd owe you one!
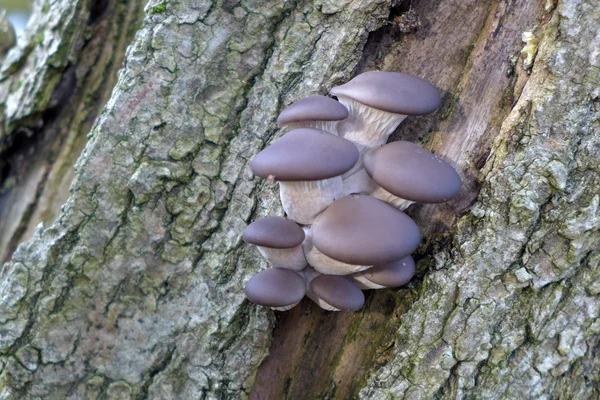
[0,0,598,399]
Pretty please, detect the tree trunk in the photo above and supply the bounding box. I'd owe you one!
[0,0,598,398]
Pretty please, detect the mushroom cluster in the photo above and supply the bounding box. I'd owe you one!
[243,71,461,312]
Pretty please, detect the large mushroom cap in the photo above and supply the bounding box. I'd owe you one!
[312,195,420,265]
[364,141,461,203]
[363,256,416,287]
[310,275,364,311]
[243,216,305,249]
[331,71,440,115]
[250,128,359,181]
[277,95,349,126]
[245,268,306,307]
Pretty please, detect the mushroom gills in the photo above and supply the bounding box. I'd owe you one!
[283,120,341,135]
[342,168,414,210]
[279,177,343,225]
[336,96,407,177]
[347,273,386,290]
[302,226,371,275]
[257,245,307,271]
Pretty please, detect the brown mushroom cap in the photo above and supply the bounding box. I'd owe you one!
[243,216,305,249]
[364,141,461,203]
[312,195,420,265]
[363,256,416,287]
[310,275,364,311]
[250,128,359,181]
[245,268,306,307]
[331,71,440,115]
[277,95,349,126]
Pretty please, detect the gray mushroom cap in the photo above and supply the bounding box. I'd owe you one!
[363,141,461,203]
[312,195,420,265]
[243,216,305,249]
[250,128,359,181]
[244,268,306,307]
[331,71,440,115]
[309,275,365,311]
[277,95,349,126]
[363,256,416,287]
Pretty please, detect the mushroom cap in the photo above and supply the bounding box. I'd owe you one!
[312,195,420,265]
[310,275,365,311]
[245,268,306,307]
[250,128,359,181]
[364,141,461,203]
[243,216,305,248]
[331,71,440,115]
[277,95,349,126]
[362,256,416,287]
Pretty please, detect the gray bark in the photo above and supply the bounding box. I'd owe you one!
[0,0,598,399]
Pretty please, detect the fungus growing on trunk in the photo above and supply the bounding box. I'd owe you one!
[363,141,461,208]
[250,128,359,224]
[308,274,364,311]
[305,195,420,274]
[331,71,440,177]
[348,256,416,290]
[243,216,307,271]
[244,268,306,311]
[277,95,349,134]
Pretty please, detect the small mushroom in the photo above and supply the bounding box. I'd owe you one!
[305,195,420,275]
[363,141,461,208]
[331,71,440,177]
[348,256,416,290]
[244,268,306,311]
[250,128,359,224]
[309,274,365,311]
[277,95,349,134]
[243,216,307,271]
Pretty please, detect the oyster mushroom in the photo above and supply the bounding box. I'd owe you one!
[348,255,416,290]
[304,195,420,275]
[243,216,307,271]
[331,71,440,177]
[363,141,461,209]
[250,128,359,224]
[308,274,365,311]
[277,95,349,134]
[244,268,306,311]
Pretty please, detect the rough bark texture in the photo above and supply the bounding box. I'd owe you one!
[0,0,598,399]
[0,0,145,263]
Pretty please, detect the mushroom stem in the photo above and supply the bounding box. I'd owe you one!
[298,267,341,311]
[336,96,407,177]
[284,120,341,135]
[257,245,307,271]
[279,178,343,225]
[302,226,371,275]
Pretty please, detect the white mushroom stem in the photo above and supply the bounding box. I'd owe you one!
[302,226,371,275]
[257,245,307,271]
[284,120,341,135]
[347,273,385,290]
[342,168,377,196]
[336,95,407,177]
[271,301,301,311]
[342,168,414,211]
[280,178,343,225]
[298,267,340,311]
